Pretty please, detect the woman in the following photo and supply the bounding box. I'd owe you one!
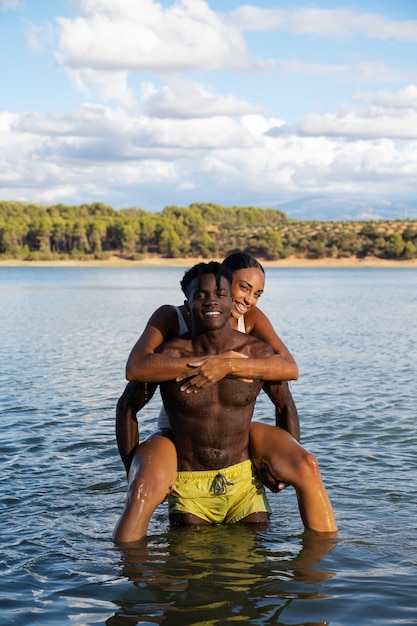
[113,254,337,543]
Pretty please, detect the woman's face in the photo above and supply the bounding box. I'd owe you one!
[230,267,265,319]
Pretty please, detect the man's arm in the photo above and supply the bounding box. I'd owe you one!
[262,380,300,442]
[115,381,157,476]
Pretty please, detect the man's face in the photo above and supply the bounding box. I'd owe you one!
[186,273,232,330]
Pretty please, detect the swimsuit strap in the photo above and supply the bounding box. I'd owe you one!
[175,306,189,334]
[237,315,246,333]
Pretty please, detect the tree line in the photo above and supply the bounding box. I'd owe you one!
[1,200,416,261]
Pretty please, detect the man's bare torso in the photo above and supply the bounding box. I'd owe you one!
[159,330,268,471]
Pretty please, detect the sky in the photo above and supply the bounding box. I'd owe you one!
[1,0,417,220]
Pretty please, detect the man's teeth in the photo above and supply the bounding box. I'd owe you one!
[205,311,220,316]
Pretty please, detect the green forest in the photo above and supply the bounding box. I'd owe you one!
[1,200,416,261]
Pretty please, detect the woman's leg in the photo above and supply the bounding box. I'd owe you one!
[113,431,178,543]
[249,422,337,533]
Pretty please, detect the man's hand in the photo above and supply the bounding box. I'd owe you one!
[176,351,253,393]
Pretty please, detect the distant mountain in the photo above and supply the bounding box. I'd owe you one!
[274,196,416,222]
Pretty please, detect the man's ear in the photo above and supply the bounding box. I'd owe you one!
[184,300,191,315]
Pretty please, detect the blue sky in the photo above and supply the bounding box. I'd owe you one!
[1,0,417,220]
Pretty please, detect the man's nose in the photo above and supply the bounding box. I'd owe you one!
[206,292,219,305]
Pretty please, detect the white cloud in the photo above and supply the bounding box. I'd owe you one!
[140,79,261,119]
[55,0,247,72]
[133,115,254,150]
[66,68,136,107]
[266,84,417,140]
[43,0,417,117]
[356,84,417,109]
[50,1,417,110]
[231,6,417,42]
[12,104,135,138]
[2,84,417,212]
[274,60,417,85]
[0,107,179,206]
[288,111,417,140]
[241,115,285,136]
[52,0,251,106]
[0,0,20,11]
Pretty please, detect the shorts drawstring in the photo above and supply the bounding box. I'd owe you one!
[212,472,234,495]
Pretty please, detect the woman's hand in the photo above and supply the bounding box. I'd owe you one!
[176,351,252,393]
[257,461,288,493]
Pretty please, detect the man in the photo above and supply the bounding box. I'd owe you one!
[159,261,274,525]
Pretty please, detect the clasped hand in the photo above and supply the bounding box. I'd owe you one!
[176,350,253,393]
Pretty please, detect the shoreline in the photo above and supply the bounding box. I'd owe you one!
[1,255,417,268]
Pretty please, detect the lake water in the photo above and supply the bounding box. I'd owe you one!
[0,265,416,625]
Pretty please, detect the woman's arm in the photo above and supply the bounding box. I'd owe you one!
[241,306,299,379]
[126,305,253,383]
[176,307,299,392]
[127,305,298,387]
[245,307,297,364]
[126,305,195,381]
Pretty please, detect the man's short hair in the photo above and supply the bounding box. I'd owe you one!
[180,261,232,297]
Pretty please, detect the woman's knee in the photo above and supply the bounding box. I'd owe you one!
[128,471,173,505]
[294,448,321,481]
[129,435,177,488]
[138,433,177,466]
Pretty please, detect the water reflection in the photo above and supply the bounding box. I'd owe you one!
[109,525,336,625]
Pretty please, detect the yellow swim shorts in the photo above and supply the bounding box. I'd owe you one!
[168,459,271,524]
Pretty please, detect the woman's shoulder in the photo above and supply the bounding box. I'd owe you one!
[149,303,182,320]
[147,304,183,334]
[243,306,269,332]
[148,304,191,338]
